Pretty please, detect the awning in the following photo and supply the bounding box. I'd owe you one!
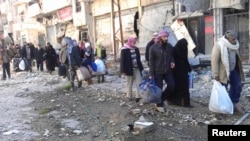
[211,0,245,10]
[3,36,14,44]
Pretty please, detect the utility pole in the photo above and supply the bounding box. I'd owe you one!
[111,0,123,62]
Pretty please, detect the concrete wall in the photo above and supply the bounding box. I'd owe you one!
[92,0,173,54]
[73,1,87,27]
[137,1,173,50]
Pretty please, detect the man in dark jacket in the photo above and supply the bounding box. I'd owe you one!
[149,29,175,113]
[21,43,35,72]
[34,44,45,71]
[145,32,158,65]
[120,37,143,102]
[67,37,82,91]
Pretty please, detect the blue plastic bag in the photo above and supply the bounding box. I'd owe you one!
[139,79,162,103]
[91,62,97,72]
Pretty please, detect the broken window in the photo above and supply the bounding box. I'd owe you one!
[76,0,81,12]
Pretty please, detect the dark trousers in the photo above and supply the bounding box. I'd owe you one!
[69,65,82,87]
[26,59,32,72]
[36,60,44,71]
[154,73,175,107]
[221,68,242,104]
[229,69,242,103]
[2,62,11,79]
[97,74,105,82]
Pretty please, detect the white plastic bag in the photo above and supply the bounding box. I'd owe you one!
[209,80,233,114]
[19,59,26,71]
[93,59,106,75]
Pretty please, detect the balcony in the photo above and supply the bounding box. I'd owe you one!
[28,3,42,18]
[42,0,72,14]
[12,15,41,31]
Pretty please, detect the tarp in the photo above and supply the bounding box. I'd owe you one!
[3,36,13,44]
[170,20,196,58]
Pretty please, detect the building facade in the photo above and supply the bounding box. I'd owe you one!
[0,0,249,61]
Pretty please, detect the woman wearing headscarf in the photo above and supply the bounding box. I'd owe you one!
[44,42,56,74]
[166,38,192,107]
[120,37,143,102]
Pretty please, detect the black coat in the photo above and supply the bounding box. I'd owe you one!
[145,40,154,62]
[44,45,57,71]
[21,46,35,59]
[120,47,143,76]
[166,38,192,106]
[34,48,45,61]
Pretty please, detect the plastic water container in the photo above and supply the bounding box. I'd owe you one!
[188,71,194,88]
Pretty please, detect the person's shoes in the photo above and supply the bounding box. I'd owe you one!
[135,98,141,103]
[156,107,165,113]
[183,105,194,108]
[234,103,245,115]
[78,81,82,88]
[125,97,132,101]
[87,79,93,85]
[70,87,75,92]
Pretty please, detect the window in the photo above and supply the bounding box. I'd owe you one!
[76,0,81,12]
[22,35,26,45]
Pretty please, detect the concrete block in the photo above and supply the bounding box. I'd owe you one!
[134,122,156,133]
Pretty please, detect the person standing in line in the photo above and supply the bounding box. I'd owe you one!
[149,29,175,113]
[145,32,158,66]
[166,38,193,108]
[34,44,45,71]
[211,30,245,114]
[44,42,57,74]
[120,37,144,102]
[21,43,35,72]
[66,37,83,91]
[59,37,69,79]
[0,43,14,80]
[94,40,107,83]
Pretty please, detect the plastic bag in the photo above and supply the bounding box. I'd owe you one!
[209,80,233,114]
[93,59,106,75]
[139,79,162,103]
[188,71,194,88]
[19,59,26,71]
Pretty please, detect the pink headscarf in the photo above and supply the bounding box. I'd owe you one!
[158,29,169,37]
[125,37,136,48]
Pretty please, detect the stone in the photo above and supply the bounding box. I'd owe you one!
[134,122,156,133]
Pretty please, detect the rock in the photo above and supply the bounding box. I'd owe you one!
[134,122,156,134]
[73,130,83,135]
[131,109,141,115]
[3,130,20,135]
[43,129,49,136]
